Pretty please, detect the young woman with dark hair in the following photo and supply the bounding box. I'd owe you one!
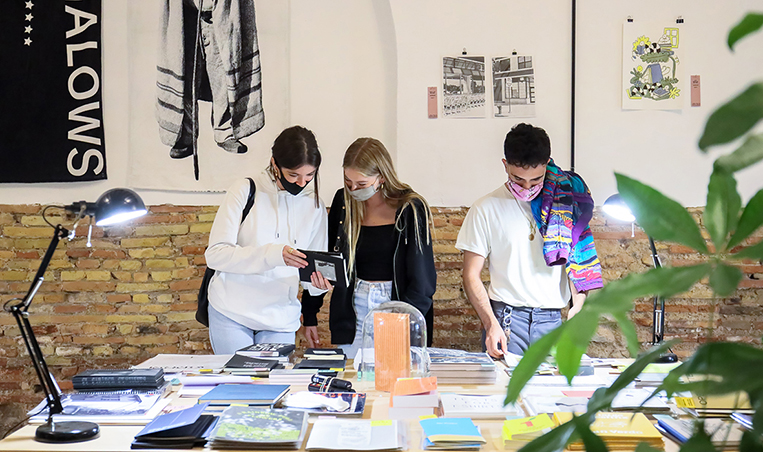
[303,138,436,359]
[205,126,328,354]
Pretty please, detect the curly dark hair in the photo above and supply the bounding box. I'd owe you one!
[503,123,551,167]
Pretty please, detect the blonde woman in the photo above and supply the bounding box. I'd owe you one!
[302,138,436,358]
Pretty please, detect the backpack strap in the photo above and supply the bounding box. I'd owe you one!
[241,177,256,224]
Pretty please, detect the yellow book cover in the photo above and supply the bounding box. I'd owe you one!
[502,414,555,441]
[554,412,661,439]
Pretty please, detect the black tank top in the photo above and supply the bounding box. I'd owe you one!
[355,224,395,281]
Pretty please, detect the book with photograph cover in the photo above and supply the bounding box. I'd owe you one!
[297,250,348,287]
[283,392,366,416]
[207,407,308,449]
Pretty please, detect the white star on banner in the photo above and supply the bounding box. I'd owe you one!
[25,13,33,21]
[24,38,32,46]
[25,26,33,33]
[26,1,34,9]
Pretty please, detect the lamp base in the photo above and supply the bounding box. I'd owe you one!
[35,421,99,443]
[654,352,678,364]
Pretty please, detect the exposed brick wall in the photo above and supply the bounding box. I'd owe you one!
[0,204,761,432]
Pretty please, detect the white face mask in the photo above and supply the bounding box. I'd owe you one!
[348,178,380,202]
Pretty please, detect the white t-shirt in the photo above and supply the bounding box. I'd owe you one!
[455,184,570,309]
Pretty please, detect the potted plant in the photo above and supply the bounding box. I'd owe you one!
[507,13,763,452]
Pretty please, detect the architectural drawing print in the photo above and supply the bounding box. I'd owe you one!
[492,55,536,118]
[442,56,486,118]
[622,22,683,110]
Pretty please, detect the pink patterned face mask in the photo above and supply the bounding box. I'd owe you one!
[508,179,542,201]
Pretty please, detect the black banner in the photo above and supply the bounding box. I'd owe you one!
[0,0,106,183]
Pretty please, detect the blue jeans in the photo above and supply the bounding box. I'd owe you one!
[339,280,392,360]
[208,304,295,354]
[481,301,562,355]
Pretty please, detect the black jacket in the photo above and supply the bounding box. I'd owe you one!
[302,189,436,346]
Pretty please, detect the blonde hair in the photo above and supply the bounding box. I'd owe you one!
[342,138,434,274]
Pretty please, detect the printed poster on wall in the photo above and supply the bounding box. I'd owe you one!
[492,55,536,118]
[126,0,290,192]
[622,21,683,110]
[0,0,107,183]
[442,56,486,118]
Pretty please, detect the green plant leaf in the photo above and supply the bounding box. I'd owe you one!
[739,429,763,452]
[575,416,607,452]
[699,83,763,151]
[728,188,763,249]
[732,239,763,261]
[659,343,763,398]
[588,341,678,412]
[709,262,744,296]
[635,443,664,452]
[616,174,709,253]
[516,420,577,452]
[714,134,763,173]
[705,168,741,252]
[506,325,566,403]
[612,311,640,357]
[728,13,763,50]
[555,321,592,381]
[678,427,718,452]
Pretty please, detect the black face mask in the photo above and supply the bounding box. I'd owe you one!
[275,163,307,196]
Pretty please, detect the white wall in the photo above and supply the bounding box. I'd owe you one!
[0,0,761,207]
[390,0,573,207]
[576,0,763,207]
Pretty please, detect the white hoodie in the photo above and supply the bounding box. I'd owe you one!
[205,171,328,333]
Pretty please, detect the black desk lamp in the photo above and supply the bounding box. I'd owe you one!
[603,194,678,364]
[4,189,147,443]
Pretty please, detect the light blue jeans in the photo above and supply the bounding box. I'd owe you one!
[481,300,562,355]
[208,304,295,355]
[339,280,392,360]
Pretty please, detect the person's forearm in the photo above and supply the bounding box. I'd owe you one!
[463,273,499,330]
[570,282,587,309]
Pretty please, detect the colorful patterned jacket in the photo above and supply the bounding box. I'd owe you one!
[531,160,603,292]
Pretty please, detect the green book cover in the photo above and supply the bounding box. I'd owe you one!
[209,407,307,444]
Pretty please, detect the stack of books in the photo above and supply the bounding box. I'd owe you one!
[420,417,486,450]
[655,415,745,450]
[677,391,754,418]
[197,384,290,409]
[427,348,496,385]
[303,348,346,360]
[388,377,439,419]
[236,343,296,365]
[222,354,279,376]
[501,414,555,449]
[554,412,664,450]
[440,393,523,419]
[72,368,165,390]
[268,368,337,385]
[293,357,346,371]
[207,407,308,450]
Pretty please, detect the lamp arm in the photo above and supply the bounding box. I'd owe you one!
[648,236,666,345]
[10,224,69,419]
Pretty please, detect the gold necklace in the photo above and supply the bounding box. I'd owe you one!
[509,188,537,241]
